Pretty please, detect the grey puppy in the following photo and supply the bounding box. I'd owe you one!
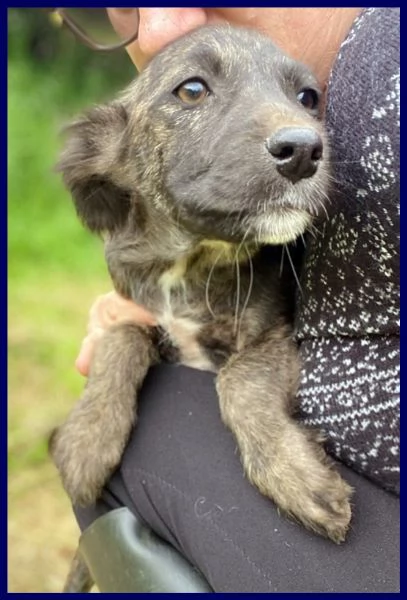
[50,24,353,591]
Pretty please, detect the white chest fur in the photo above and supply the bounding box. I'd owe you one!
[157,260,215,372]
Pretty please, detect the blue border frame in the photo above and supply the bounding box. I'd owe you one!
[5,3,401,598]
[3,3,8,598]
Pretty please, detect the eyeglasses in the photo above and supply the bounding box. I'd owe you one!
[47,8,140,52]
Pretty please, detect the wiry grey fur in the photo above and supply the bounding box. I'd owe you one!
[49,25,352,592]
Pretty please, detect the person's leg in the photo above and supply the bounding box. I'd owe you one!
[75,364,400,593]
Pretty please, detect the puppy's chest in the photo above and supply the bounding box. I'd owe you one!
[154,263,242,372]
[153,259,273,372]
[156,310,216,372]
[154,267,216,372]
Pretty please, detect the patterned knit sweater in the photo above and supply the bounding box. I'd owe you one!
[295,8,400,495]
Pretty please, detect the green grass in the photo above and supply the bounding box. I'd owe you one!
[7,8,137,585]
[8,59,110,279]
[8,56,113,469]
[8,48,133,590]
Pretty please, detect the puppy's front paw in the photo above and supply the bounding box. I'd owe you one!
[243,426,353,543]
[303,469,352,543]
[281,459,352,544]
[49,421,123,507]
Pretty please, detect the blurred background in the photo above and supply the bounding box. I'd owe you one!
[8,8,136,591]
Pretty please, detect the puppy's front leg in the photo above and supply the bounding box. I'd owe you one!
[216,326,352,543]
[49,323,158,506]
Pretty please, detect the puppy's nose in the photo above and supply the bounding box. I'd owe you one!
[266,127,323,183]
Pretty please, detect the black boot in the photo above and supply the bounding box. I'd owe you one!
[64,507,213,593]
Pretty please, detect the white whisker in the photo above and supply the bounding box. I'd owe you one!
[233,231,250,336]
[285,243,303,297]
[237,244,254,348]
[205,249,224,319]
[279,245,285,277]
[233,250,241,336]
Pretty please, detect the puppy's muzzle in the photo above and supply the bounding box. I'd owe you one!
[266,127,323,184]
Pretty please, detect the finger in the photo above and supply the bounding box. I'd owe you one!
[75,329,105,377]
[87,293,113,332]
[75,336,93,377]
[137,8,208,59]
[107,8,143,67]
[113,295,158,327]
[108,8,209,69]
[87,292,157,332]
[107,8,139,39]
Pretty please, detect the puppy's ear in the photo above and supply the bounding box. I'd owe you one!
[57,102,131,234]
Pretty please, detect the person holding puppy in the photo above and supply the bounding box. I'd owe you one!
[61,7,399,593]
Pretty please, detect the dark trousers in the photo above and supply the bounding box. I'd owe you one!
[75,364,400,593]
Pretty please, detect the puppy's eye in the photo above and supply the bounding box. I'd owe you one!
[297,88,319,110]
[174,79,210,106]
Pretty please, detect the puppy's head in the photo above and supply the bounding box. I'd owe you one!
[58,25,330,245]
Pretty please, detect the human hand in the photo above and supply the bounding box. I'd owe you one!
[76,291,157,377]
[107,7,361,86]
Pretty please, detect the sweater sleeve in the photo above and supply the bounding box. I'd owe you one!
[294,8,400,494]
